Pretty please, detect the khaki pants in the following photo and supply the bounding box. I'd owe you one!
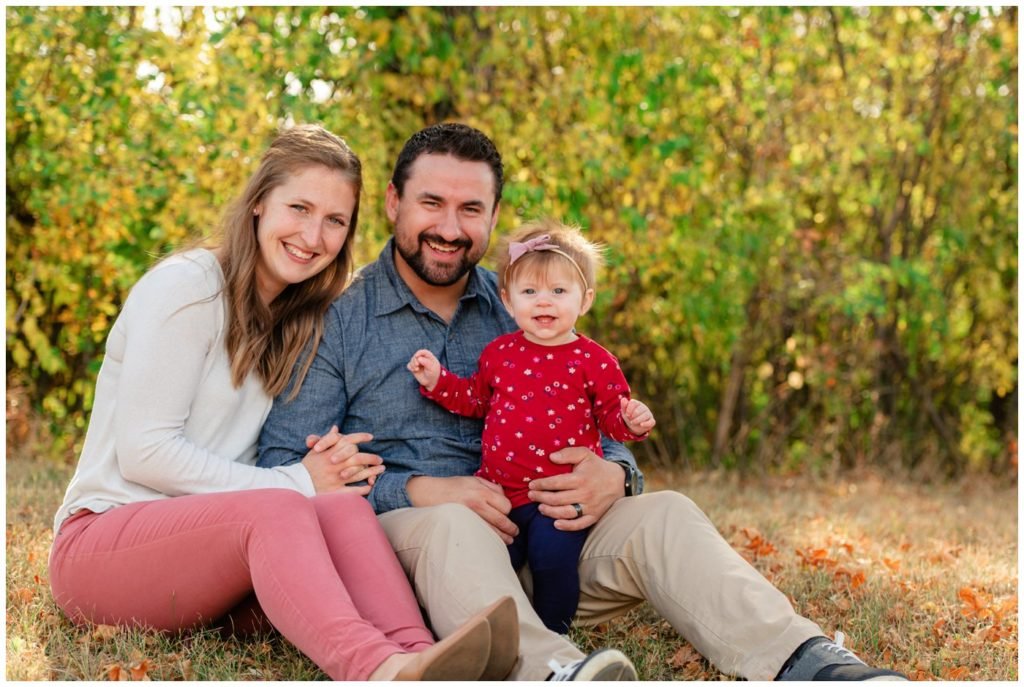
[378,491,821,680]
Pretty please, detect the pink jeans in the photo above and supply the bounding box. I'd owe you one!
[49,489,433,680]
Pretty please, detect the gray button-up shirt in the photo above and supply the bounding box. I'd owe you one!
[258,239,638,514]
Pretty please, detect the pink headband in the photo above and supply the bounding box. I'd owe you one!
[506,234,589,287]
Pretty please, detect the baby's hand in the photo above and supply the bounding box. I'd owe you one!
[621,397,656,435]
[407,349,442,391]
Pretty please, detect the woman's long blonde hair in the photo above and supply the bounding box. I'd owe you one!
[217,124,361,399]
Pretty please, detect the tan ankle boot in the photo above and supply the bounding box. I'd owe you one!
[474,596,520,680]
[394,616,490,681]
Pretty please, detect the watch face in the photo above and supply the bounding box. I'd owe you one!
[635,470,645,495]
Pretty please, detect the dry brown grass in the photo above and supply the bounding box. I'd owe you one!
[6,434,1017,680]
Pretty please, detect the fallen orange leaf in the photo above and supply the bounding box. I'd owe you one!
[959,586,993,619]
[832,566,867,590]
[105,664,128,681]
[898,579,918,594]
[740,527,778,558]
[977,623,1014,643]
[882,557,901,572]
[992,596,1018,625]
[130,658,154,681]
[942,666,970,680]
[796,547,836,569]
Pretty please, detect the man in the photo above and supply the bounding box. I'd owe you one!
[258,123,906,681]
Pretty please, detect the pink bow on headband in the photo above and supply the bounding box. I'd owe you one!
[508,234,559,264]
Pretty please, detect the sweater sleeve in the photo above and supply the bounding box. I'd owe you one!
[588,345,648,443]
[420,353,494,419]
[112,256,315,497]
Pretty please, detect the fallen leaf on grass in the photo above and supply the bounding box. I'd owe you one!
[959,586,985,612]
[130,659,153,681]
[882,557,901,572]
[796,547,836,569]
[682,659,705,679]
[92,624,120,641]
[739,527,778,557]
[909,658,947,681]
[668,644,700,669]
[897,579,918,594]
[992,596,1018,625]
[942,665,970,680]
[15,587,35,603]
[974,623,1015,643]
[932,618,947,640]
[627,623,657,641]
[832,566,866,590]
[178,658,194,681]
[105,664,128,681]
[885,602,908,622]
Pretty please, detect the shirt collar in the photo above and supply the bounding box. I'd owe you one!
[373,238,502,318]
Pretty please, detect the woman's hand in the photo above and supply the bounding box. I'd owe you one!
[301,426,383,494]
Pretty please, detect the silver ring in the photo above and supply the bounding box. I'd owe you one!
[571,503,583,519]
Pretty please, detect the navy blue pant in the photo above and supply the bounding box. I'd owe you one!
[507,502,590,634]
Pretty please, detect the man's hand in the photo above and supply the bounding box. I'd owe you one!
[406,475,518,545]
[527,448,626,531]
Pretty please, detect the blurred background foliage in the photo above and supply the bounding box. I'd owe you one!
[6,6,1017,477]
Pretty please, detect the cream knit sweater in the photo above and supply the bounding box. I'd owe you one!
[53,249,314,533]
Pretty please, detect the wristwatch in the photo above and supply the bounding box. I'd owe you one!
[610,460,645,497]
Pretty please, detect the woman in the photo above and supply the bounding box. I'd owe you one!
[48,124,515,681]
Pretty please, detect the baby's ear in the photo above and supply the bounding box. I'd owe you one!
[500,288,513,314]
[580,288,596,315]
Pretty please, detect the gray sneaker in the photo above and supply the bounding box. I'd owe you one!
[547,648,638,681]
[777,632,907,681]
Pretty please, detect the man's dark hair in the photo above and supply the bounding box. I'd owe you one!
[391,122,504,207]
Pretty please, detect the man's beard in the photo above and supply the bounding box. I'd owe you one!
[395,232,481,287]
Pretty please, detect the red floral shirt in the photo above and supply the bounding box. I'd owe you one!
[422,330,646,507]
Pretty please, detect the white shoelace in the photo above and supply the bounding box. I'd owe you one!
[548,658,581,681]
[825,631,866,665]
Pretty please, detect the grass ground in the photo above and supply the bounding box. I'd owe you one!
[6,447,1017,680]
